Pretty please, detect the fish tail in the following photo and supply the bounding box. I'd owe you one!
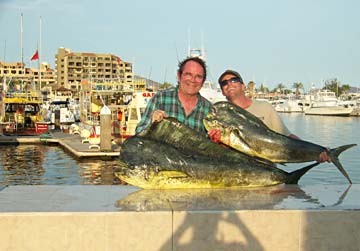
[286,162,320,184]
[329,144,357,184]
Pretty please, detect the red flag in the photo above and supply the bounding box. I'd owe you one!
[30,50,39,61]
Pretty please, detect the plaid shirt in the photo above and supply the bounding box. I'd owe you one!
[135,86,212,135]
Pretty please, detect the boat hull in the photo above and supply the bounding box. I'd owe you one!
[304,106,353,116]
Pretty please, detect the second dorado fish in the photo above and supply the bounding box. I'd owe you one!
[203,101,356,183]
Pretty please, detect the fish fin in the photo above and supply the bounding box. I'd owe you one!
[230,128,251,150]
[329,144,357,184]
[159,171,188,178]
[331,184,352,207]
[286,162,320,184]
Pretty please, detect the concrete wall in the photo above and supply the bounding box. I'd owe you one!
[1,210,359,251]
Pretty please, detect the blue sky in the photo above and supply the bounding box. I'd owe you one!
[0,0,359,91]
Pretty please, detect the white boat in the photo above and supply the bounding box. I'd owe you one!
[271,98,303,113]
[270,94,304,113]
[78,80,154,142]
[44,100,76,124]
[305,105,353,116]
[118,91,155,139]
[199,81,226,103]
[304,90,353,116]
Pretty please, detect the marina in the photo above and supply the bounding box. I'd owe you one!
[2,101,359,251]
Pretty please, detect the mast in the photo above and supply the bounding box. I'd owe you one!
[1,41,6,121]
[187,28,191,58]
[200,31,206,61]
[21,13,24,67]
[39,16,42,91]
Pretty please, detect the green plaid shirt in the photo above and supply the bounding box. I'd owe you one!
[135,86,212,135]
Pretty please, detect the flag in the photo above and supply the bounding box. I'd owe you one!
[30,50,39,61]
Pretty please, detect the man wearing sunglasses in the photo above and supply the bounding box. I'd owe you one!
[208,69,330,163]
[135,57,212,135]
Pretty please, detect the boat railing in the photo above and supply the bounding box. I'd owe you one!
[5,91,43,102]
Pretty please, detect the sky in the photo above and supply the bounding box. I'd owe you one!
[0,0,359,91]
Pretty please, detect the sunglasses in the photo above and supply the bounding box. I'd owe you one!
[220,77,242,87]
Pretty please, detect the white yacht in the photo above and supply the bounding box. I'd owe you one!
[271,97,303,113]
[199,81,226,103]
[304,90,353,116]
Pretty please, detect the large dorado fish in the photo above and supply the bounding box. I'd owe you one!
[203,101,356,184]
[116,118,319,189]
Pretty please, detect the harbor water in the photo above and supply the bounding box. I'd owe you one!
[0,113,359,186]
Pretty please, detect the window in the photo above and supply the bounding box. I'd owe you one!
[129,108,138,120]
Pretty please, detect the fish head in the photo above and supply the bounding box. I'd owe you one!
[203,102,260,155]
[204,103,233,131]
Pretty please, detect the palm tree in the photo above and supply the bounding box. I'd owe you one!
[247,81,255,98]
[276,83,286,95]
[340,84,351,95]
[258,83,269,93]
[159,82,173,90]
[293,82,303,97]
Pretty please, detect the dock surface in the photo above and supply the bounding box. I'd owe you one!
[0,184,359,251]
[0,130,120,158]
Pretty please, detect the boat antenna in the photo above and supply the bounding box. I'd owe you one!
[163,66,167,84]
[131,56,135,92]
[39,16,42,91]
[174,43,180,63]
[3,40,6,63]
[187,28,191,58]
[98,92,106,107]
[21,13,24,67]
[200,30,205,61]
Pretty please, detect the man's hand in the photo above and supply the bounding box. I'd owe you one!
[208,129,221,143]
[318,150,331,163]
[152,110,167,123]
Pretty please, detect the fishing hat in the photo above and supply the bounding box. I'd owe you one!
[218,70,244,85]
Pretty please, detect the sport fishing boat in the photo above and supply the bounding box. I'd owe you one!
[0,91,49,135]
[78,79,154,143]
[42,100,78,125]
[271,96,304,113]
[304,90,353,116]
[199,81,226,103]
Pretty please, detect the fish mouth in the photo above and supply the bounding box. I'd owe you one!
[203,119,217,129]
[204,106,218,121]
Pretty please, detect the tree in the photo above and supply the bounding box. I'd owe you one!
[340,84,351,95]
[293,82,303,97]
[276,83,286,95]
[247,81,256,98]
[258,83,269,93]
[323,78,354,96]
[159,82,173,90]
[324,78,341,96]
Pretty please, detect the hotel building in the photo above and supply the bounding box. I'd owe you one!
[0,61,56,90]
[55,48,145,92]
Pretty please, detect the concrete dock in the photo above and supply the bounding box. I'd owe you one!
[0,130,120,158]
[0,184,359,251]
